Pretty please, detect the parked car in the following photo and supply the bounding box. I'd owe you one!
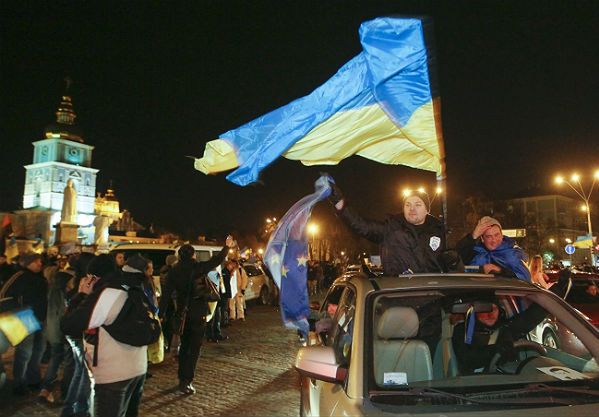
[296,273,599,416]
[241,262,272,304]
[109,243,223,297]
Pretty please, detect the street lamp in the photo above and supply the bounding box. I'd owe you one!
[554,170,598,266]
[307,223,318,259]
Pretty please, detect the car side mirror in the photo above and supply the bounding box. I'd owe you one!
[294,346,347,383]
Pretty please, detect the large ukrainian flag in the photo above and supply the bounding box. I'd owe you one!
[195,17,445,186]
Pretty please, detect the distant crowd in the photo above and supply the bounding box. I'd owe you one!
[0,234,277,417]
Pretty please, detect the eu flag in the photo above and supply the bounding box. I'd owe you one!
[265,175,332,335]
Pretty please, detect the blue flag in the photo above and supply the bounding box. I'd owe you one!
[265,175,332,335]
[195,17,444,186]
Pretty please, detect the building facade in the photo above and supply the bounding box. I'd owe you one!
[17,90,98,244]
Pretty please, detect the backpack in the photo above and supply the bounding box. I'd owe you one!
[102,283,162,347]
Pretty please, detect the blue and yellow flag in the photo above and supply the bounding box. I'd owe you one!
[0,307,42,346]
[195,17,444,186]
[264,175,332,335]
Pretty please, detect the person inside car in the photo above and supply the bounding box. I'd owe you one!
[456,216,531,281]
[452,270,572,375]
[582,282,598,302]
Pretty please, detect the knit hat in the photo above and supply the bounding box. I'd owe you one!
[125,253,150,272]
[480,216,502,230]
[20,252,42,267]
[402,192,430,211]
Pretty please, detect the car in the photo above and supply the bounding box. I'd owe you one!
[241,262,272,304]
[109,243,223,297]
[527,275,599,354]
[295,273,599,416]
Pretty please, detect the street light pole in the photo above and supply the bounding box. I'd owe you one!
[555,171,599,266]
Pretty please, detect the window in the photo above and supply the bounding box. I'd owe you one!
[195,250,211,262]
[328,287,356,369]
[243,264,264,277]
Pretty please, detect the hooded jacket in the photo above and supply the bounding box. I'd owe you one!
[339,206,446,275]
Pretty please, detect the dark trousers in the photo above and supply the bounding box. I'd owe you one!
[95,373,145,417]
[13,329,46,387]
[207,300,223,340]
[42,342,66,390]
[178,321,206,383]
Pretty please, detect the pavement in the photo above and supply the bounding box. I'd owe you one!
[0,302,305,416]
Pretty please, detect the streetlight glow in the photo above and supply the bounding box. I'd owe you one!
[549,238,555,244]
[552,169,597,266]
[417,187,426,193]
[565,238,572,243]
[308,223,318,235]
[435,186,442,194]
[402,189,412,197]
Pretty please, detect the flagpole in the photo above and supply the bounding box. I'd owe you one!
[433,97,448,228]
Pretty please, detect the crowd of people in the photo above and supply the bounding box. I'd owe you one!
[0,234,263,416]
[0,178,597,414]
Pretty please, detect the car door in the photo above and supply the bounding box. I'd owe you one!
[306,286,356,417]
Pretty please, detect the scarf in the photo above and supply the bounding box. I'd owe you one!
[471,237,531,282]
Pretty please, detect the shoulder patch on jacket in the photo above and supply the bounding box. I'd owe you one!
[429,236,441,251]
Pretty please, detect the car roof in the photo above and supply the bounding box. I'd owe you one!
[111,243,222,251]
[339,273,541,294]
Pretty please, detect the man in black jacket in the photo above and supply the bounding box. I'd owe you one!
[159,236,234,394]
[2,252,47,395]
[329,183,447,275]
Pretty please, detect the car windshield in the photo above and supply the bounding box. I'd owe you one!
[368,288,599,396]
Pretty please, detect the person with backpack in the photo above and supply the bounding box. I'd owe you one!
[159,236,234,395]
[61,253,160,417]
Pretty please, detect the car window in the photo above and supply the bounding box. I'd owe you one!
[195,250,211,262]
[329,287,356,369]
[243,264,263,277]
[369,288,599,395]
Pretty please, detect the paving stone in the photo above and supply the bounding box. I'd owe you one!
[0,303,303,416]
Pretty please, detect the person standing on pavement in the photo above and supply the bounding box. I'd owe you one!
[159,236,235,395]
[1,252,48,396]
[159,254,178,353]
[206,268,228,343]
[328,181,449,275]
[38,255,74,404]
[62,254,150,417]
[226,260,248,321]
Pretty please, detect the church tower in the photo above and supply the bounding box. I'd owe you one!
[20,79,99,244]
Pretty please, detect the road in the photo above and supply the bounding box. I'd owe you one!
[0,303,302,416]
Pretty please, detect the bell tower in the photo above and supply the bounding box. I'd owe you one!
[20,78,99,244]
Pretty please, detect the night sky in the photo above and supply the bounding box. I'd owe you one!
[1,1,598,239]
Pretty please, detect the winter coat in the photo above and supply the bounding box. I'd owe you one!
[60,270,147,384]
[2,267,48,322]
[45,268,74,344]
[339,206,446,275]
[159,246,228,325]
